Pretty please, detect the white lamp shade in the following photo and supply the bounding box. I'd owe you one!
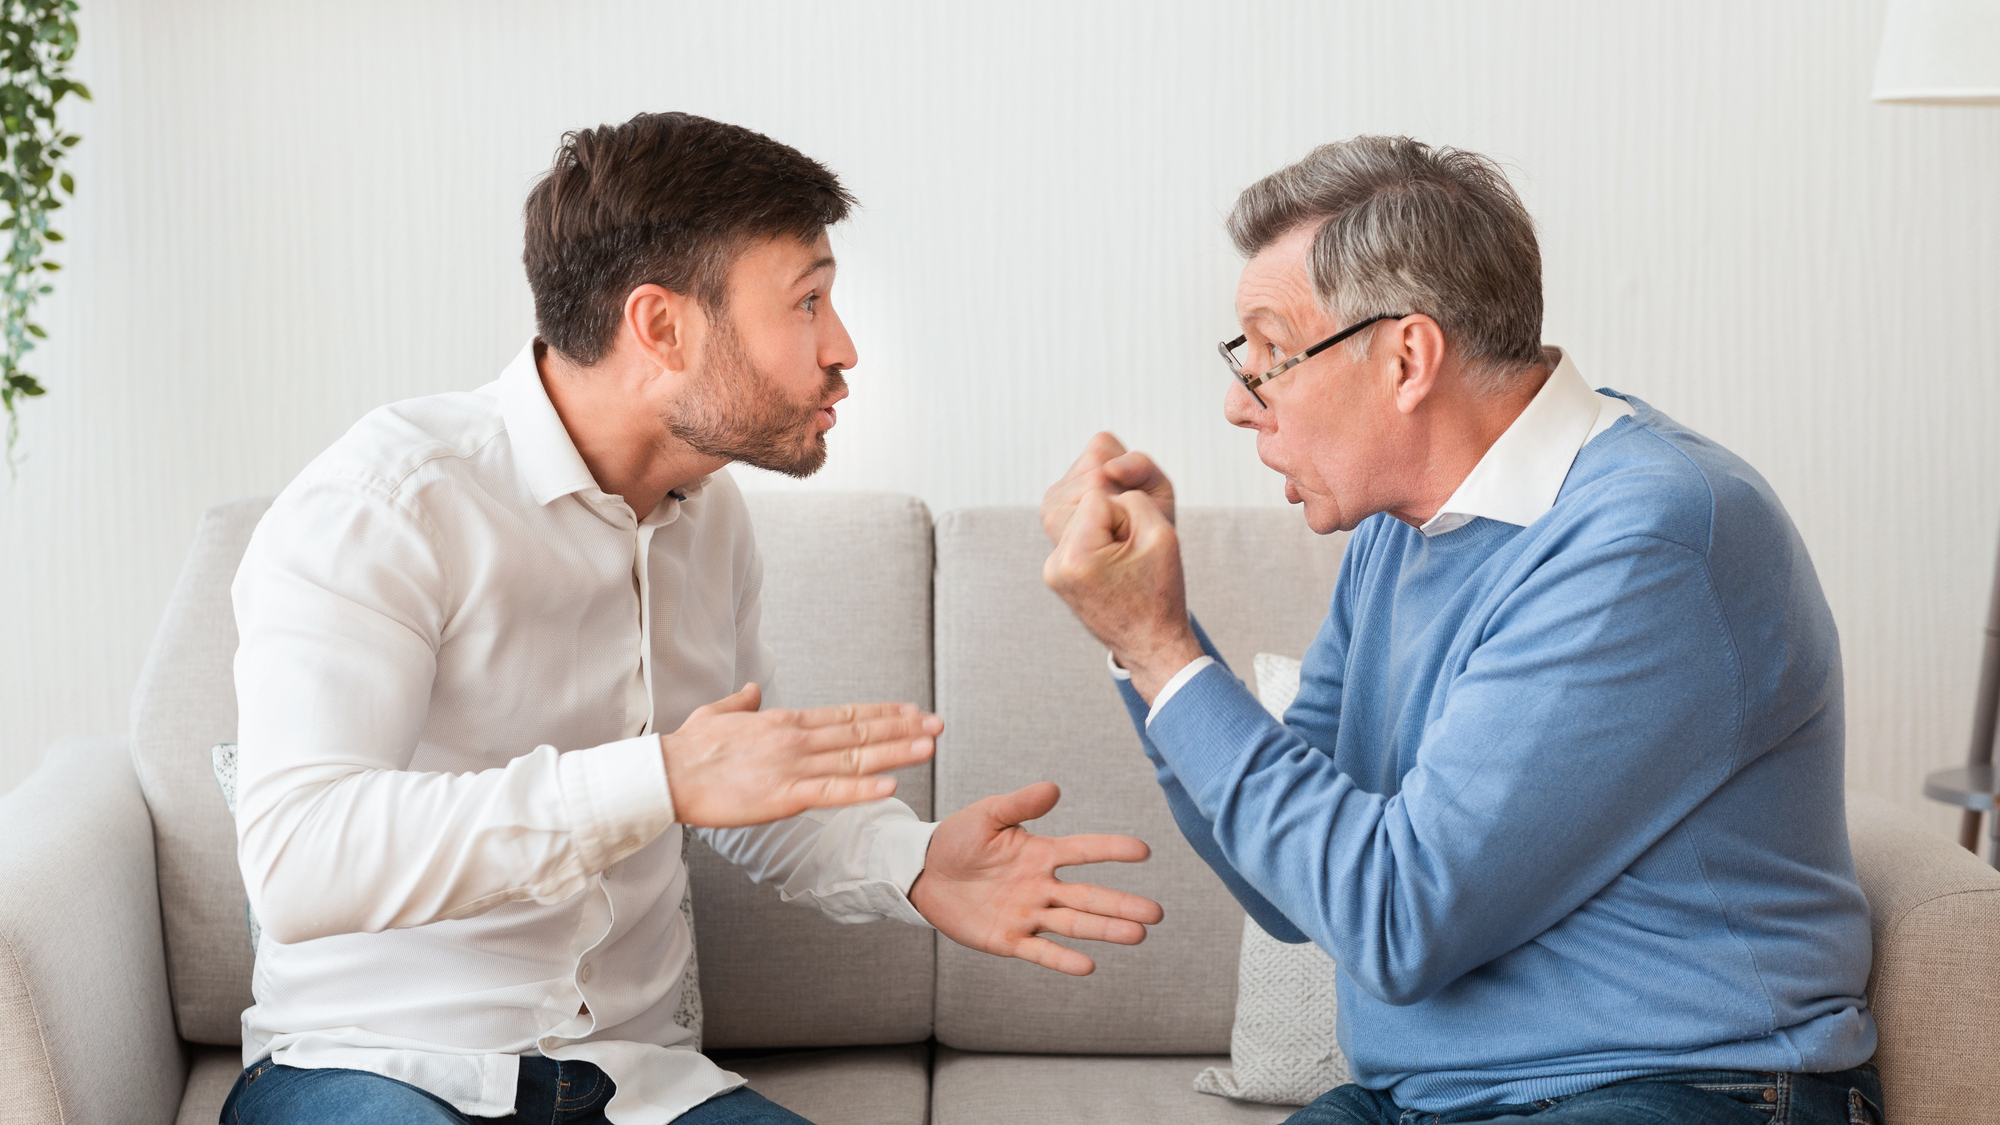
[1874,0,2000,103]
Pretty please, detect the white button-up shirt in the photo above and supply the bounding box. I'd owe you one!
[1131,348,1635,716]
[231,341,937,1124]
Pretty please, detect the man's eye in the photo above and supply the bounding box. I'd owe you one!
[800,294,820,313]
[1267,342,1285,362]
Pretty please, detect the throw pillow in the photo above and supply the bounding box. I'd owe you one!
[1193,653,1351,1106]
[210,742,262,948]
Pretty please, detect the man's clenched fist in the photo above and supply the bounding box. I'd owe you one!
[1041,436,1205,704]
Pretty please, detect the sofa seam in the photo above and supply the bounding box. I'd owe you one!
[1881,883,2000,939]
[0,930,67,1124]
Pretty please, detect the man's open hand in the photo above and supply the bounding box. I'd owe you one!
[1040,431,1177,545]
[661,684,939,827]
[909,782,1165,976]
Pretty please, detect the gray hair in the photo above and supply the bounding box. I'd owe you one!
[1226,136,1544,396]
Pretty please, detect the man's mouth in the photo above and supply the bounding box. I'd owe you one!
[816,404,837,430]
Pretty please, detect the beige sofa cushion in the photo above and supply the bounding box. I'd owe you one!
[727,1044,931,1125]
[693,492,938,1049]
[129,497,271,1044]
[1847,791,2000,1125]
[932,1048,1285,1125]
[932,507,1345,1055]
[176,1047,240,1125]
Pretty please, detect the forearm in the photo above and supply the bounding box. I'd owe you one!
[1114,673,1308,943]
[237,736,674,943]
[697,798,937,926]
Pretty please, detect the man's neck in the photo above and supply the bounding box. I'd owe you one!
[1386,361,1552,528]
[535,341,726,521]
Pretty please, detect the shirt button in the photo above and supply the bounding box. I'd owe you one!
[579,964,594,984]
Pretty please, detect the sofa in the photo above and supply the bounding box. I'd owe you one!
[3,492,1998,1125]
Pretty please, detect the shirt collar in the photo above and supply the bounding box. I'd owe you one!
[1419,349,1607,536]
[494,339,715,519]
[496,340,601,507]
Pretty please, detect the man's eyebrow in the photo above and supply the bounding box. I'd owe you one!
[1239,306,1293,335]
[793,256,837,286]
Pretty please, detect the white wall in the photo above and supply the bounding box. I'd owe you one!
[2,0,1995,838]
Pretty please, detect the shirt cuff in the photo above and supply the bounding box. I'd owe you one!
[1110,650,1217,726]
[1147,656,1216,726]
[557,735,677,875]
[871,816,942,928]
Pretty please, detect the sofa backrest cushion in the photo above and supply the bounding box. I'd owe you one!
[129,490,939,1050]
[932,506,1346,1054]
[695,492,937,1048]
[129,497,270,1044]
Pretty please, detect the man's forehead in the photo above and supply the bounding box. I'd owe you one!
[792,253,836,285]
[1234,224,1319,327]
[732,231,837,284]
[1235,262,1314,329]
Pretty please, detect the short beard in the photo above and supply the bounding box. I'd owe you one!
[666,313,845,479]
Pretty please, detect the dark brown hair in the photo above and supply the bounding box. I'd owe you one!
[523,112,856,365]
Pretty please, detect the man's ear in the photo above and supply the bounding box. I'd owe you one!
[1387,314,1448,416]
[623,283,701,374]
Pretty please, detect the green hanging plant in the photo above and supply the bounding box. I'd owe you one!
[0,0,85,472]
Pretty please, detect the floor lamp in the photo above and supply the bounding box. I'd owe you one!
[1875,1,2000,863]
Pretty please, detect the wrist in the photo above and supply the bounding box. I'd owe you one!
[1118,630,1207,703]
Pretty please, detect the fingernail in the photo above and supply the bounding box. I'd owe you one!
[923,716,943,734]
[873,777,895,794]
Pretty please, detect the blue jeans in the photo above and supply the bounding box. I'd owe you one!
[1285,1067,1884,1125]
[218,1056,813,1124]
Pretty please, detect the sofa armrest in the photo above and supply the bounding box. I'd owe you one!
[1846,790,2000,1125]
[0,736,184,1125]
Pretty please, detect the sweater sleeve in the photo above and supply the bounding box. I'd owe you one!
[1111,618,1309,943]
[1146,532,1745,1006]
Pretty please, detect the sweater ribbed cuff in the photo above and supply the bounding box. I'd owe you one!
[1144,661,1274,815]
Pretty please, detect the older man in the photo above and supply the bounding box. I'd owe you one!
[223,113,1163,1125]
[1042,137,1882,1124]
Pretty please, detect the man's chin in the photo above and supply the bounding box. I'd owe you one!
[1297,494,1347,536]
[739,434,828,480]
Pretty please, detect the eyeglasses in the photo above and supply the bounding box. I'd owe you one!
[1219,313,1407,408]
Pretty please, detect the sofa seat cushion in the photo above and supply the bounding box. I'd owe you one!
[932,1048,1289,1125]
[178,1046,242,1125]
[722,1044,931,1124]
[179,1044,931,1125]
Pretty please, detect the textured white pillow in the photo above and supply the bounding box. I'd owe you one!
[210,742,262,949]
[1193,654,1351,1106]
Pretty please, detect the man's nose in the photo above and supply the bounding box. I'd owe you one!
[1223,380,1265,430]
[822,305,859,373]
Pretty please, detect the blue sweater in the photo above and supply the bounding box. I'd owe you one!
[1121,394,1875,1112]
